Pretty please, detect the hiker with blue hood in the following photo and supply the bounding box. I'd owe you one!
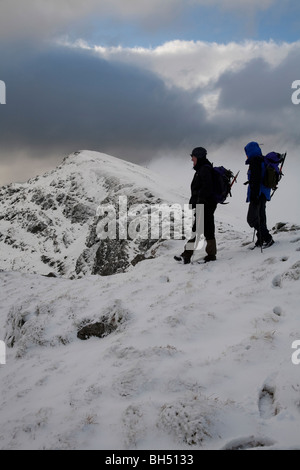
[174,147,217,264]
[244,141,274,248]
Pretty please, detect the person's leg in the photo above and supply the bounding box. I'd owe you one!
[204,203,217,261]
[247,201,262,245]
[174,218,196,263]
[258,196,272,243]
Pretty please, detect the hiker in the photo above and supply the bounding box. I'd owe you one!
[174,147,217,264]
[244,141,274,248]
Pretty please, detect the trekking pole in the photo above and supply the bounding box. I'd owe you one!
[257,209,263,253]
[279,152,287,177]
[230,170,240,189]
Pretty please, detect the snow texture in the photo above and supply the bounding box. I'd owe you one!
[0,150,299,450]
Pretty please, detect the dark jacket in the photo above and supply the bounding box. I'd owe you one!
[244,141,271,203]
[189,158,215,208]
[246,155,262,203]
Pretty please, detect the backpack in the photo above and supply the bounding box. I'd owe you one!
[212,166,236,204]
[262,152,285,190]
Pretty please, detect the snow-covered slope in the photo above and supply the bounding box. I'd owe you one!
[0,152,299,450]
[0,150,185,278]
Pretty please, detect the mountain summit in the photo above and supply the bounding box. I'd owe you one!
[0,150,185,278]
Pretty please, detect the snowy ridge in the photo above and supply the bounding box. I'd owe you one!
[0,151,300,450]
[0,221,300,448]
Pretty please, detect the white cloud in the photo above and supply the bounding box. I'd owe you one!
[69,38,300,91]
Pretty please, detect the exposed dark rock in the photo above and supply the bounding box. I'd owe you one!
[75,247,97,276]
[272,222,300,233]
[69,203,95,224]
[41,255,65,274]
[31,189,57,210]
[77,321,117,340]
[131,253,154,266]
[27,220,48,234]
[85,221,100,248]
[92,239,129,276]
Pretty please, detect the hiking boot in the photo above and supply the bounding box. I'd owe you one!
[205,239,217,261]
[203,254,216,263]
[263,238,275,248]
[174,255,191,264]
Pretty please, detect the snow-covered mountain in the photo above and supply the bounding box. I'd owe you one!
[0,151,300,450]
[0,151,186,278]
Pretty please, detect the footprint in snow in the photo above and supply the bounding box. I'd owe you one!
[283,260,300,281]
[272,261,300,287]
[273,306,282,316]
[258,384,279,419]
[272,274,282,288]
[222,435,275,450]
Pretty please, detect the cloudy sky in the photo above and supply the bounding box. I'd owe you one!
[0,0,299,188]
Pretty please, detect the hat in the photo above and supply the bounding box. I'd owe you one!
[191,147,207,159]
[244,141,262,158]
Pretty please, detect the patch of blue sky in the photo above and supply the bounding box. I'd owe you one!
[69,2,300,50]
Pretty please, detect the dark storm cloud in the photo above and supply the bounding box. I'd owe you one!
[0,45,210,165]
[202,48,300,145]
[218,57,297,112]
[1,41,299,179]
[213,48,300,142]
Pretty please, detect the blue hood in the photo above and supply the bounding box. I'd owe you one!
[244,141,262,159]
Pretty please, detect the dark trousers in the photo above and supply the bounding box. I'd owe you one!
[182,203,217,258]
[203,202,217,240]
[247,195,272,244]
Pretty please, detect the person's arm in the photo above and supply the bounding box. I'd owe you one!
[249,157,262,202]
[197,165,214,203]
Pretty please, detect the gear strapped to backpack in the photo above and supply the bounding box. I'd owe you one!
[262,152,286,198]
[262,152,285,189]
[211,166,239,204]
